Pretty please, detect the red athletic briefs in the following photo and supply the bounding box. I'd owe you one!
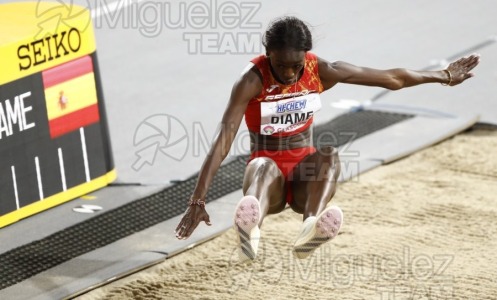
[249,146,316,204]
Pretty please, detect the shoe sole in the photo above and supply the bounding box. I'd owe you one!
[293,205,343,259]
[234,196,261,262]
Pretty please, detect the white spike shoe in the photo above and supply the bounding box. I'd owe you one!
[292,205,343,259]
[234,196,261,262]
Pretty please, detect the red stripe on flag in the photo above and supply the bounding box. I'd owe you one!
[42,56,94,88]
[49,104,100,139]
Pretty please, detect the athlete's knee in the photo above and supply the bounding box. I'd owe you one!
[326,146,341,178]
[319,146,339,157]
[247,157,281,178]
[316,146,340,165]
[316,146,341,179]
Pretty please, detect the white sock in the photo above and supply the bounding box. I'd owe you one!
[301,216,316,231]
[303,216,316,225]
[295,216,317,242]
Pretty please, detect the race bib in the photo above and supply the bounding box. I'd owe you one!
[260,93,321,135]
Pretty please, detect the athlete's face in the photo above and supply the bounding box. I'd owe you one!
[267,49,306,85]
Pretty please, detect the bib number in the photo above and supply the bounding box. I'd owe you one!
[260,93,321,135]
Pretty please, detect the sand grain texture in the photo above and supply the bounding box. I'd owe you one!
[78,129,497,300]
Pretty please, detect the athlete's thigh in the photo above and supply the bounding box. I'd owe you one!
[243,157,286,212]
[288,147,340,213]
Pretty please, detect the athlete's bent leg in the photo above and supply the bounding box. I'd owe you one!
[243,157,287,223]
[289,146,341,217]
[288,146,343,259]
[234,157,286,261]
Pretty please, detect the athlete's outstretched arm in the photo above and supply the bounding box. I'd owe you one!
[175,67,262,240]
[318,54,480,91]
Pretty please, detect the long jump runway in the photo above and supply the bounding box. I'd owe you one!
[0,0,496,299]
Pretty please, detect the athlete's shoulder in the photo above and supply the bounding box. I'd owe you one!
[233,62,263,100]
[246,54,269,86]
[250,54,267,65]
[305,52,321,74]
[240,63,262,84]
[306,52,318,60]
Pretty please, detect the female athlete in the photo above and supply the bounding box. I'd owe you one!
[175,16,480,261]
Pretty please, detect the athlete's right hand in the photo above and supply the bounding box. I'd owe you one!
[175,202,211,240]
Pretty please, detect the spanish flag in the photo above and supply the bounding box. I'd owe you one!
[42,56,100,139]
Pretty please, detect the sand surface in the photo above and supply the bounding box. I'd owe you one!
[78,128,497,300]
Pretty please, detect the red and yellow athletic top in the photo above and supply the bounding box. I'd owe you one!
[245,52,324,137]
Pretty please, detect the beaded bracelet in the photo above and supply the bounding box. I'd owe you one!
[188,198,206,207]
[441,69,452,86]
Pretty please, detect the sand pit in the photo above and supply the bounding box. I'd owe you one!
[78,128,497,300]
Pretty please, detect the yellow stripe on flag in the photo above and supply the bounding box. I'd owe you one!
[45,72,98,120]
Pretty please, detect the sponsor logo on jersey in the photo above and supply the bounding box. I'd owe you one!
[264,90,315,101]
[276,99,307,113]
[265,85,279,93]
[263,125,275,134]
